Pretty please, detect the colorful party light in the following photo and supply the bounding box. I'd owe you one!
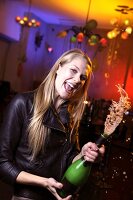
[56,0,107,48]
[15,16,41,28]
[107,5,133,40]
[15,0,41,28]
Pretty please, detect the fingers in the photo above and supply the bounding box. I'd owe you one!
[46,178,72,200]
[81,142,105,163]
[48,177,63,189]
[99,145,105,156]
[55,193,72,200]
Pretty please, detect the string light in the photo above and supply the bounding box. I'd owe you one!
[107,5,133,40]
[15,0,41,28]
[15,16,40,27]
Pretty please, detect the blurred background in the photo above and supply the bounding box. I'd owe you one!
[0,0,133,199]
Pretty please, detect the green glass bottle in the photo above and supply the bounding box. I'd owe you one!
[58,134,107,198]
[59,157,92,198]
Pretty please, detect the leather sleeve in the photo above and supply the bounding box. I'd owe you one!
[0,94,26,185]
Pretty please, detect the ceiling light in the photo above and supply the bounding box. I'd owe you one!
[107,5,133,40]
[15,0,41,28]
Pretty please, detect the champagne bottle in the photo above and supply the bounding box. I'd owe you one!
[58,134,107,198]
[58,84,131,198]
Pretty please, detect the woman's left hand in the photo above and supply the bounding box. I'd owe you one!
[81,142,105,163]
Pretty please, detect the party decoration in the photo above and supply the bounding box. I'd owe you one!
[15,16,41,28]
[15,0,41,28]
[99,38,108,47]
[85,19,98,31]
[35,31,43,50]
[57,19,102,46]
[56,30,68,38]
[107,5,133,40]
[56,0,107,49]
[45,42,53,53]
[88,34,99,46]
[77,32,84,42]
[121,31,129,40]
[48,46,53,53]
[70,36,77,43]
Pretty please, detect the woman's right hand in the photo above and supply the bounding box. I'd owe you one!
[16,171,71,200]
[44,177,72,200]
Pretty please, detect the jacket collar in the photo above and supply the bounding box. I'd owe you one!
[42,103,70,133]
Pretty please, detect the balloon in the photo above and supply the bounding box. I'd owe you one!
[88,34,99,46]
[99,38,108,47]
[121,31,128,39]
[85,19,98,31]
[70,36,77,43]
[77,32,84,42]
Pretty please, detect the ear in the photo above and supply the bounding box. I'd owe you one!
[56,64,62,75]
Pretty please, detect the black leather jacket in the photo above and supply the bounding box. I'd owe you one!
[0,92,79,200]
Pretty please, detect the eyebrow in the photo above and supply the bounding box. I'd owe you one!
[73,65,79,69]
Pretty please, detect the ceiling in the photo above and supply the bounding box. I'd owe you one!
[29,0,133,29]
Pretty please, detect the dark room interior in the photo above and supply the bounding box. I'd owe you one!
[0,0,133,199]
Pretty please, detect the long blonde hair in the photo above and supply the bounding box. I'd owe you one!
[28,48,92,159]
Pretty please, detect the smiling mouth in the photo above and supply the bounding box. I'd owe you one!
[64,82,75,94]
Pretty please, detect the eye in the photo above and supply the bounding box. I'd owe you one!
[71,68,77,74]
[80,74,88,81]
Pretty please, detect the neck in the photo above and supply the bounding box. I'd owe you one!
[54,96,65,111]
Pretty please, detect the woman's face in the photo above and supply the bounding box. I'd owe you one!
[55,56,90,100]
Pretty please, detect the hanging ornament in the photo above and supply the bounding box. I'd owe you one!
[88,34,99,46]
[55,0,106,52]
[121,31,129,39]
[85,19,98,31]
[125,26,132,34]
[15,16,41,27]
[76,32,84,42]
[45,42,53,53]
[35,31,43,50]
[48,46,53,53]
[70,36,77,43]
[99,38,108,47]
[56,30,68,38]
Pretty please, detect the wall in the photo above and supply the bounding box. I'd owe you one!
[0,0,27,41]
[88,33,133,103]
[0,1,133,105]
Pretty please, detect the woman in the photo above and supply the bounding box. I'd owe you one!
[0,49,105,200]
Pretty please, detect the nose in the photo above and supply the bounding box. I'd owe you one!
[73,74,81,83]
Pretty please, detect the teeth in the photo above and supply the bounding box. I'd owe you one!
[67,82,74,88]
